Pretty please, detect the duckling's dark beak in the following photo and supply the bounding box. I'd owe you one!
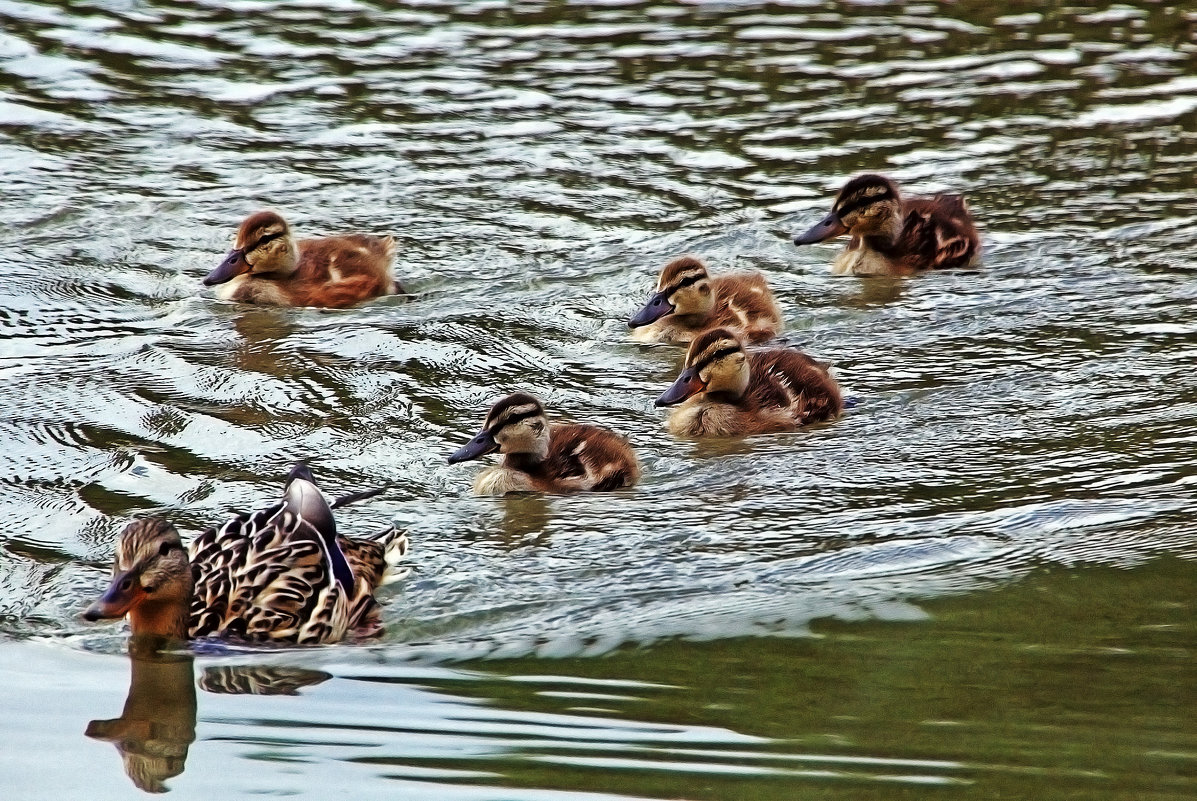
[84,569,144,621]
[448,429,499,463]
[628,291,673,328]
[793,212,848,245]
[655,367,706,407]
[203,248,250,286]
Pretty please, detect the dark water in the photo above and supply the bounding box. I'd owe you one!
[1,1,1195,798]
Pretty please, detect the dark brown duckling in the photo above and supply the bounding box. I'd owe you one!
[794,174,980,276]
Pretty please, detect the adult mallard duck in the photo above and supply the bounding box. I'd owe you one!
[655,327,842,437]
[84,465,408,644]
[628,256,783,344]
[204,210,405,307]
[793,174,980,276]
[448,392,640,495]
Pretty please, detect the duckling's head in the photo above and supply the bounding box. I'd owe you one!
[448,392,551,464]
[656,327,749,406]
[204,210,299,286]
[85,518,193,639]
[628,256,714,328]
[793,173,902,245]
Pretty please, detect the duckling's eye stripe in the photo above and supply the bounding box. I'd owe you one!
[835,188,894,217]
[692,346,742,371]
[662,272,706,296]
[490,409,541,433]
[251,231,283,250]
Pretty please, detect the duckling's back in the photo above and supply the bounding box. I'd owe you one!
[709,272,784,343]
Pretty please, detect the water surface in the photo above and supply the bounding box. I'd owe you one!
[0,1,1195,798]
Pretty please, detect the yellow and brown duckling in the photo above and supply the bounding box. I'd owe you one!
[448,392,640,495]
[655,327,842,437]
[793,174,980,276]
[204,210,405,307]
[84,464,408,644]
[628,256,783,344]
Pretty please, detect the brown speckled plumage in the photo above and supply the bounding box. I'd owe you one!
[206,210,403,308]
[450,392,640,495]
[657,327,843,437]
[629,256,783,344]
[85,469,407,644]
[795,174,980,276]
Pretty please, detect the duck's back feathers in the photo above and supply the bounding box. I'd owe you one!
[542,423,641,492]
[707,273,784,343]
[280,235,398,308]
[896,196,980,272]
[186,483,407,644]
[746,346,842,426]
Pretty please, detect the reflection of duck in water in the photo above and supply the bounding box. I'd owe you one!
[87,637,333,792]
[86,638,196,793]
[84,464,408,644]
[794,174,981,276]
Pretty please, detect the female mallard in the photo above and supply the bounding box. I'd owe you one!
[84,465,407,644]
[793,174,980,276]
[655,327,842,437]
[448,392,640,495]
[628,256,783,344]
[204,210,405,307]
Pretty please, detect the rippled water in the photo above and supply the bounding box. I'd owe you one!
[1,1,1195,798]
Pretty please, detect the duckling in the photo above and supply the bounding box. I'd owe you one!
[655,327,842,437]
[204,210,405,307]
[448,392,640,495]
[84,464,408,644]
[793,174,980,276]
[628,256,783,344]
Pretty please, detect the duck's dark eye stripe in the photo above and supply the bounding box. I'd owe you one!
[663,272,706,296]
[490,409,541,433]
[251,231,283,250]
[693,345,742,371]
[835,188,894,218]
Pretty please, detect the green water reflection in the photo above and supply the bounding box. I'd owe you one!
[436,557,1194,799]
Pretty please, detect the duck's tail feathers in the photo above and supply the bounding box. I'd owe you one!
[373,526,410,585]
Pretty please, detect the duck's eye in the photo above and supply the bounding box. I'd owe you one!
[158,541,175,557]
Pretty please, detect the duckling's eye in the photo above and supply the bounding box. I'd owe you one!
[252,231,283,250]
[158,541,175,557]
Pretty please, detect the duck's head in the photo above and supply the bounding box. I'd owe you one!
[449,392,551,464]
[204,210,300,286]
[85,518,193,640]
[656,327,749,406]
[794,174,902,245]
[629,256,714,328]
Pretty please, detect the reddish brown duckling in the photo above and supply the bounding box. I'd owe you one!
[655,327,842,437]
[628,256,783,344]
[448,392,640,495]
[204,210,404,307]
[793,174,980,276]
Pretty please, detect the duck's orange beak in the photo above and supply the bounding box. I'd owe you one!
[84,569,146,621]
[793,212,848,245]
[203,248,250,286]
[656,367,706,407]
